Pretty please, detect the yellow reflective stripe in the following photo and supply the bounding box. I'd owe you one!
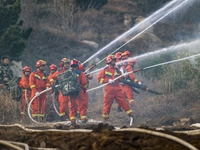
[20,112,25,114]
[100,78,104,84]
[134,79,138,82]
[126,110,133,114]
[80,116,87,119]
[70,116,76,120]
[35,74,41,80]
[22,89,26,91]
[128,99,134,103]
[127,79,131,82]
[30,85,36,89]
[105,71,112,76]
[102,114,109,118]
[39,114,44,117]
[60,113,65,116]
[46,83,50,86]
[50,79,54,82]
[32,114,39,117]
[83,84,88,88]
[42,76,46,80]
[114,72,120,77]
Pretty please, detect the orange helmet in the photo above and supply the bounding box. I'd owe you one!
[123,50,131,57]
[70,59,79,67]
[115,52,122,59]
[79,63,84,71]
[22,66,31,72]
[49,64,57,70]
[36,60,46,68]
[60,58,70,68]
[106,55,116,64]
[61,58,70,63]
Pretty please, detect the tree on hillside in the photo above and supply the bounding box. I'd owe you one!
[0,0,32,61]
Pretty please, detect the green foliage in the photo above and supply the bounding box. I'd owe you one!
[0,0,32,61]
[134,0,171,14]
[75,0,108,10]
[139,50,200,93]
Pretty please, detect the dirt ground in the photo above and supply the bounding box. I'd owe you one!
[0,122,200,150]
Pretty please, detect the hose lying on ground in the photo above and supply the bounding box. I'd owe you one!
[0,124,198,150]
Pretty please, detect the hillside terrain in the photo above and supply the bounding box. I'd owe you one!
[1,0,200,149]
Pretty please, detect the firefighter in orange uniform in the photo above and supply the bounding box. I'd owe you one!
[49,64,57,76]
[120,50,142,106]
[29,60,50,121]
[18,66,31,119]
[48,58,70,121]
[69,59,88,125]
[76,62,93,123]
[97,55,133,121]
[47,64,58,121]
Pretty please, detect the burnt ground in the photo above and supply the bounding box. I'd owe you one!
[0,122,200,150]
[1,83,200,149]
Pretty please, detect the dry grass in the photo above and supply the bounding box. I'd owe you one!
[0,92,21,124]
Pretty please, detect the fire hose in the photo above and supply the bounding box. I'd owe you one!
[0,124,198,150]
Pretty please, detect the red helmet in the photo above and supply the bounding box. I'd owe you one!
[115,52,122,59]
[49,64,57,70]
[22,66,31,72]
[79,63,84,71]
[36,60,46,68]
[70,59,79,67]
[106,55,116,64]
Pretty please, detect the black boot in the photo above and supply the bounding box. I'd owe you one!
[117,106,123,112]
[60,115,67,121]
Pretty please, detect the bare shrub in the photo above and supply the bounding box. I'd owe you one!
[0,92,20,124]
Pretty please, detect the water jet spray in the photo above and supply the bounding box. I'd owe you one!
[84,0,191,73]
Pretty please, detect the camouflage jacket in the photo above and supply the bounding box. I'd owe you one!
[0,63,13,87]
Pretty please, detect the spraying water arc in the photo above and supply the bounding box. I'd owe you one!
[83,0,192,68]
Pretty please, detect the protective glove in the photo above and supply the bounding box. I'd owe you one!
[123,72,129,78]
[108,79,114,84]
[35,92,40,97]
[138,81,143,85]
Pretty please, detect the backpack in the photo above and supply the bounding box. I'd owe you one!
[7,77,22,102]
[57,69,80,96]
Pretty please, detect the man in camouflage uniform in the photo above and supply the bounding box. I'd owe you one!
[0,56,13,92]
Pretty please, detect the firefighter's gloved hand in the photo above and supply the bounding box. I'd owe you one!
[138,81,143,85]
[35,92,40,97]
[108,79,114,84]
[123,72,129,78]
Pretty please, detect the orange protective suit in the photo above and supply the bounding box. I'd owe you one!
[69,70,88,123]
[29,70,50,118]
[49,69,69,118]
[18,75,31,117]
[76,73,92,121]
[120,62,139,105]
[97,65,132,120]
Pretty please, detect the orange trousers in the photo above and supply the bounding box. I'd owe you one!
[58,92,69,117]
[76,89,88,120]
[103,85,132,119]
[20,90,30,115]
[31,89,47,117]
[121,84,134,102]
[68,95,77,123]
